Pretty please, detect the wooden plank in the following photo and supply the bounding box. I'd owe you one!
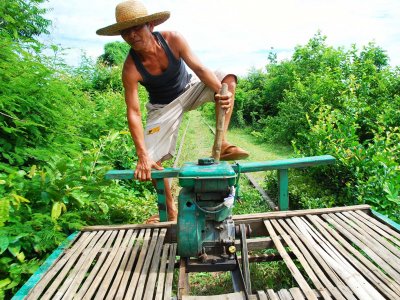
[82,221,174,232]
[134,229,161,299]
[83,229,125,299]
[143,228,168,299]
[342,211,400,256]
[115,229,146,299]
[124,228,152,300]
[26,231,91,299]
[178,258,190,298]
[294,216,385,300]
[239,223,251,293]
[233,205,370,222]
[338,212,400,261]
[277,289,293,300]
[289,288,305,300]
[74,230,118,299]
[257,290,269,300]
[266,289,279,300]
[155,244,170,300]
[49,230,104,300]
[285,218,352,300]
[164,243,177,299]
[264,220,317,300]
[105,229,138,300]
[39,231,99,300]
[275,219,334,300]
[323,213,400,281]
[62,230,113,299]
[308,215,400,299]
[351,210,400,247]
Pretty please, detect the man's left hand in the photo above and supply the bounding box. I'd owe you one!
[214,91,233,113]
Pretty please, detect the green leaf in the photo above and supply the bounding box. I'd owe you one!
[0,278,11,289]
[0,236,9,254]
[51,201,66,220]
[8,242,21,257]
[16,251,25,263]
[0,198,10,226]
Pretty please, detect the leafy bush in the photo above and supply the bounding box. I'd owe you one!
[235,32,400,221]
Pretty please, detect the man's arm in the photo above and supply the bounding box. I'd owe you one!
[122,59,162,181]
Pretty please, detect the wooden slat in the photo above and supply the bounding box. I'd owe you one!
[341,211,400,258]
[285,218,352,300]
[323,213,400,282]
[264,220,317,300]
[289,287,305,300]
[234,205,370,222]
[275,219,334,300]
[155,244,170,300]
[143,228,167,299]
[164,243,177,299]
[40,231,99,300]
[350,211,400,247]
[257,290,268,300]
[74,230,118,299]
[53,230,104,300]
[308,215,400,299]
[62,230,113,299]
[105,229,139,300]
[124,229,152,299]
[115,229,146,299]
[294,216,384,300]
[357,210,400,240]
[92,230,134,299]
[26,231,90,299]
[266,289,279,300]
[335,212,400,268]
[178,258,190,298]
[277,289,293,300]
[84,230,125,299]
[134,229,161,299]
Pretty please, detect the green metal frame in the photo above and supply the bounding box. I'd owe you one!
[106,155,336,220]
[371,210,400,231]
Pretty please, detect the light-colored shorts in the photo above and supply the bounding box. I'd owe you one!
[144,71,231,162]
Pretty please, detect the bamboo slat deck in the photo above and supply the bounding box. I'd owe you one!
[14,205,400,300]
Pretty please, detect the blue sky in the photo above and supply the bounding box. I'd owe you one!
[43,0,400,75]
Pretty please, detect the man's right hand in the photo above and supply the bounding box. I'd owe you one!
[134,155,163,181]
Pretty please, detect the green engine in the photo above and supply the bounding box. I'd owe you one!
[177,158,237,260]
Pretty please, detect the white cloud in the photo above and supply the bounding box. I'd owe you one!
[43,0,400,75]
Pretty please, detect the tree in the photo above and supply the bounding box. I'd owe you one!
[98,42,130,66]
[0,0,51,41]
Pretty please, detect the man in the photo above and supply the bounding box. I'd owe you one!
[97,0,249,222]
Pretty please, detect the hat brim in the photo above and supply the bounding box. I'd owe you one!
[96,11,170,36]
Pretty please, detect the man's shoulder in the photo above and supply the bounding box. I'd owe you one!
[159,31,183,42]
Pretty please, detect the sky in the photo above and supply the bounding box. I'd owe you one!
[42,0,400,76]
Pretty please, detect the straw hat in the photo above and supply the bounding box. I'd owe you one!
[96,0,170,36]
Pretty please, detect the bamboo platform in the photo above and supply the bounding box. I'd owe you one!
[14,204,400,300]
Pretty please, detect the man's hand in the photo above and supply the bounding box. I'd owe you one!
[134,155,163,181]
[214,91,233,113]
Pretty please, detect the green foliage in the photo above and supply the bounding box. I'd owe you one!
[0,0,51,41]
[0,6,154,294]
[235,32,399,221]
[98,41,130,66]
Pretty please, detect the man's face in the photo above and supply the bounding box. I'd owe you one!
[121,23,152,50]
